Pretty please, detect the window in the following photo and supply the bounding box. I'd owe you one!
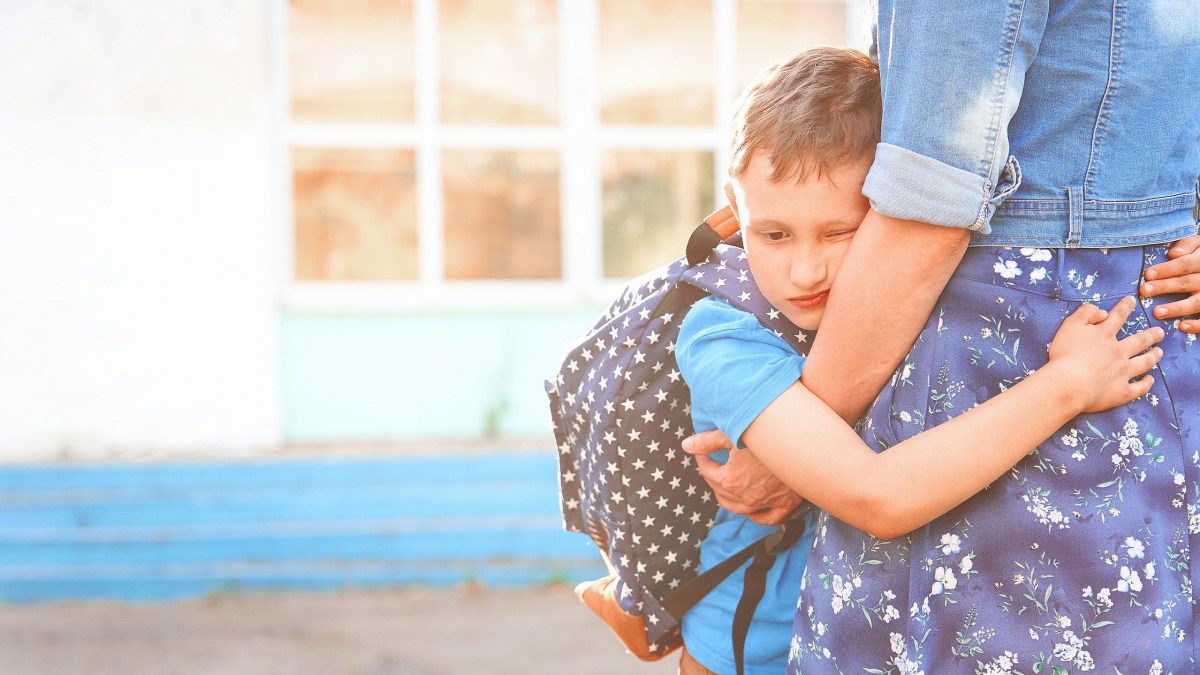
[284,0,859,308]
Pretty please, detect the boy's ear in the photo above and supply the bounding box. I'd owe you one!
[723,182,740,224]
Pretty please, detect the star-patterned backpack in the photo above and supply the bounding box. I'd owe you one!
[546,206,813,665]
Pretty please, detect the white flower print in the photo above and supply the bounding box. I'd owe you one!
[1053,630,1095,671]
[940,533,961,555]
[978,650,1020,675]
[883,604,900,623]
[1117,566,1143,593]
[931,566,957,595]
[830,574,853,614]
[1020,247,1052,262]
[1124,536,1146,559]
[790,245,1192,674]
[1022,488,1070,530]
[994,259,1023,279]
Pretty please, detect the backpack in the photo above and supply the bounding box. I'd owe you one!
[545,206,813,662]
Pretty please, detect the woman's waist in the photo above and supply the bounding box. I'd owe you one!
[973,193,1197,249]
[954,243,1172,301]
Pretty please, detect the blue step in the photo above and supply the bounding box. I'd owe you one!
[0,452,606,603]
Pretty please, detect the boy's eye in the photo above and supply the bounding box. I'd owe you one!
[828,229,858,241]
[761,231,787,242]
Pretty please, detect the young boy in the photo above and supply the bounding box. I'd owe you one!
[674,46,1181,675]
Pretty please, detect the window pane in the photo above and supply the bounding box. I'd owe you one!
[599,0,714,126]
[292,148,418,280]
[736,1,848,92]
[603,150,715,278]
[289,0,415,123]
[443,150,561,280]
[440,0,558,125]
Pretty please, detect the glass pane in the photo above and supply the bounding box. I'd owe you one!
[441,0,558,125]
[598,0,714,126]
[443,150,561,280]
[289,0,415,123]
[602,150,715,278]
[292,148,418,280]
[736,1,848,92]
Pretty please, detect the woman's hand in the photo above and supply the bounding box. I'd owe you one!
[1141,234,1200,332]
[681,430,804,525]
[1046,296,1164,414]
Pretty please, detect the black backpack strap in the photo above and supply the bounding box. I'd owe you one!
[687,207,740,267]
[661,508,810,675]
[652,209,742,322]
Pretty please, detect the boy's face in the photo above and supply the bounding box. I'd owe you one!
[727,152,872,331]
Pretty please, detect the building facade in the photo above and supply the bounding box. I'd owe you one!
[0,0,862,461]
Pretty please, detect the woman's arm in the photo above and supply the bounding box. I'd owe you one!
[800,210,969,423]
[743,298,1162,540]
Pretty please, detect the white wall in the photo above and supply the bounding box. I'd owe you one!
[0,2,282,461]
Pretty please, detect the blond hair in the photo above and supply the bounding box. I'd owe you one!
[729,47,881,183]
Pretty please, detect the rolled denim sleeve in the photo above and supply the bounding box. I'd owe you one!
[864,0,1048,232]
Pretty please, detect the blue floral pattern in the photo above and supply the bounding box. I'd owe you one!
[789,245,1200,674]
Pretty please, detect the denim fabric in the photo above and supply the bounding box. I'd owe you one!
[864,0,1200,247]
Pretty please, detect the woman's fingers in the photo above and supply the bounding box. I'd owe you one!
[1167,235,1200,258]
[682,430,733,457]
[1144,237,1200,282]
[1150,294,1200,322]
[1143,273,1200,300]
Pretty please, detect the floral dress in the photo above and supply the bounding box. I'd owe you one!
[789,245,1199,674]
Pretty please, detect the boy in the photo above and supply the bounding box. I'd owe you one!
[675,46,1176,675]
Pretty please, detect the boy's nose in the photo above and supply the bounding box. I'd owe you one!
[789,249,826,289]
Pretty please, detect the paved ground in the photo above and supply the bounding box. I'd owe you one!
[0,584,680,675]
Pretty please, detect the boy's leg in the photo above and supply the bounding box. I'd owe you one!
[678,645,720,675]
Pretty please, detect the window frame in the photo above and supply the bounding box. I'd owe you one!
[276,0,862,311]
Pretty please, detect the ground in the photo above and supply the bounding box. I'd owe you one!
[0,584,681,675]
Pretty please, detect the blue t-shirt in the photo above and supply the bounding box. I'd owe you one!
[676,296,818,675]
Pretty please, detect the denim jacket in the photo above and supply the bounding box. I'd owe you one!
[862,0,1200,248]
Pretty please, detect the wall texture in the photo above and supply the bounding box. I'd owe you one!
[0,2,282,460]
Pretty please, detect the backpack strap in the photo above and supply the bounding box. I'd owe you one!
[655,207,741,321]
[660,508,810,675]
[686,206,740,267]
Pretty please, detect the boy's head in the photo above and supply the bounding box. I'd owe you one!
[725,47,881,331]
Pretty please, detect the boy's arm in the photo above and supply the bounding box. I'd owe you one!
[684,212,967,517]
[743,299,1161,539]
[799,209,970,423]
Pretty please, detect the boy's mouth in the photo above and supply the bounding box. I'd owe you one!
[789,291,829,310]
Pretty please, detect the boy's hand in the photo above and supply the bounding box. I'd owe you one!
[682,430,804,525]
[1141,234,1200,332]
[1047,296,1164,414]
